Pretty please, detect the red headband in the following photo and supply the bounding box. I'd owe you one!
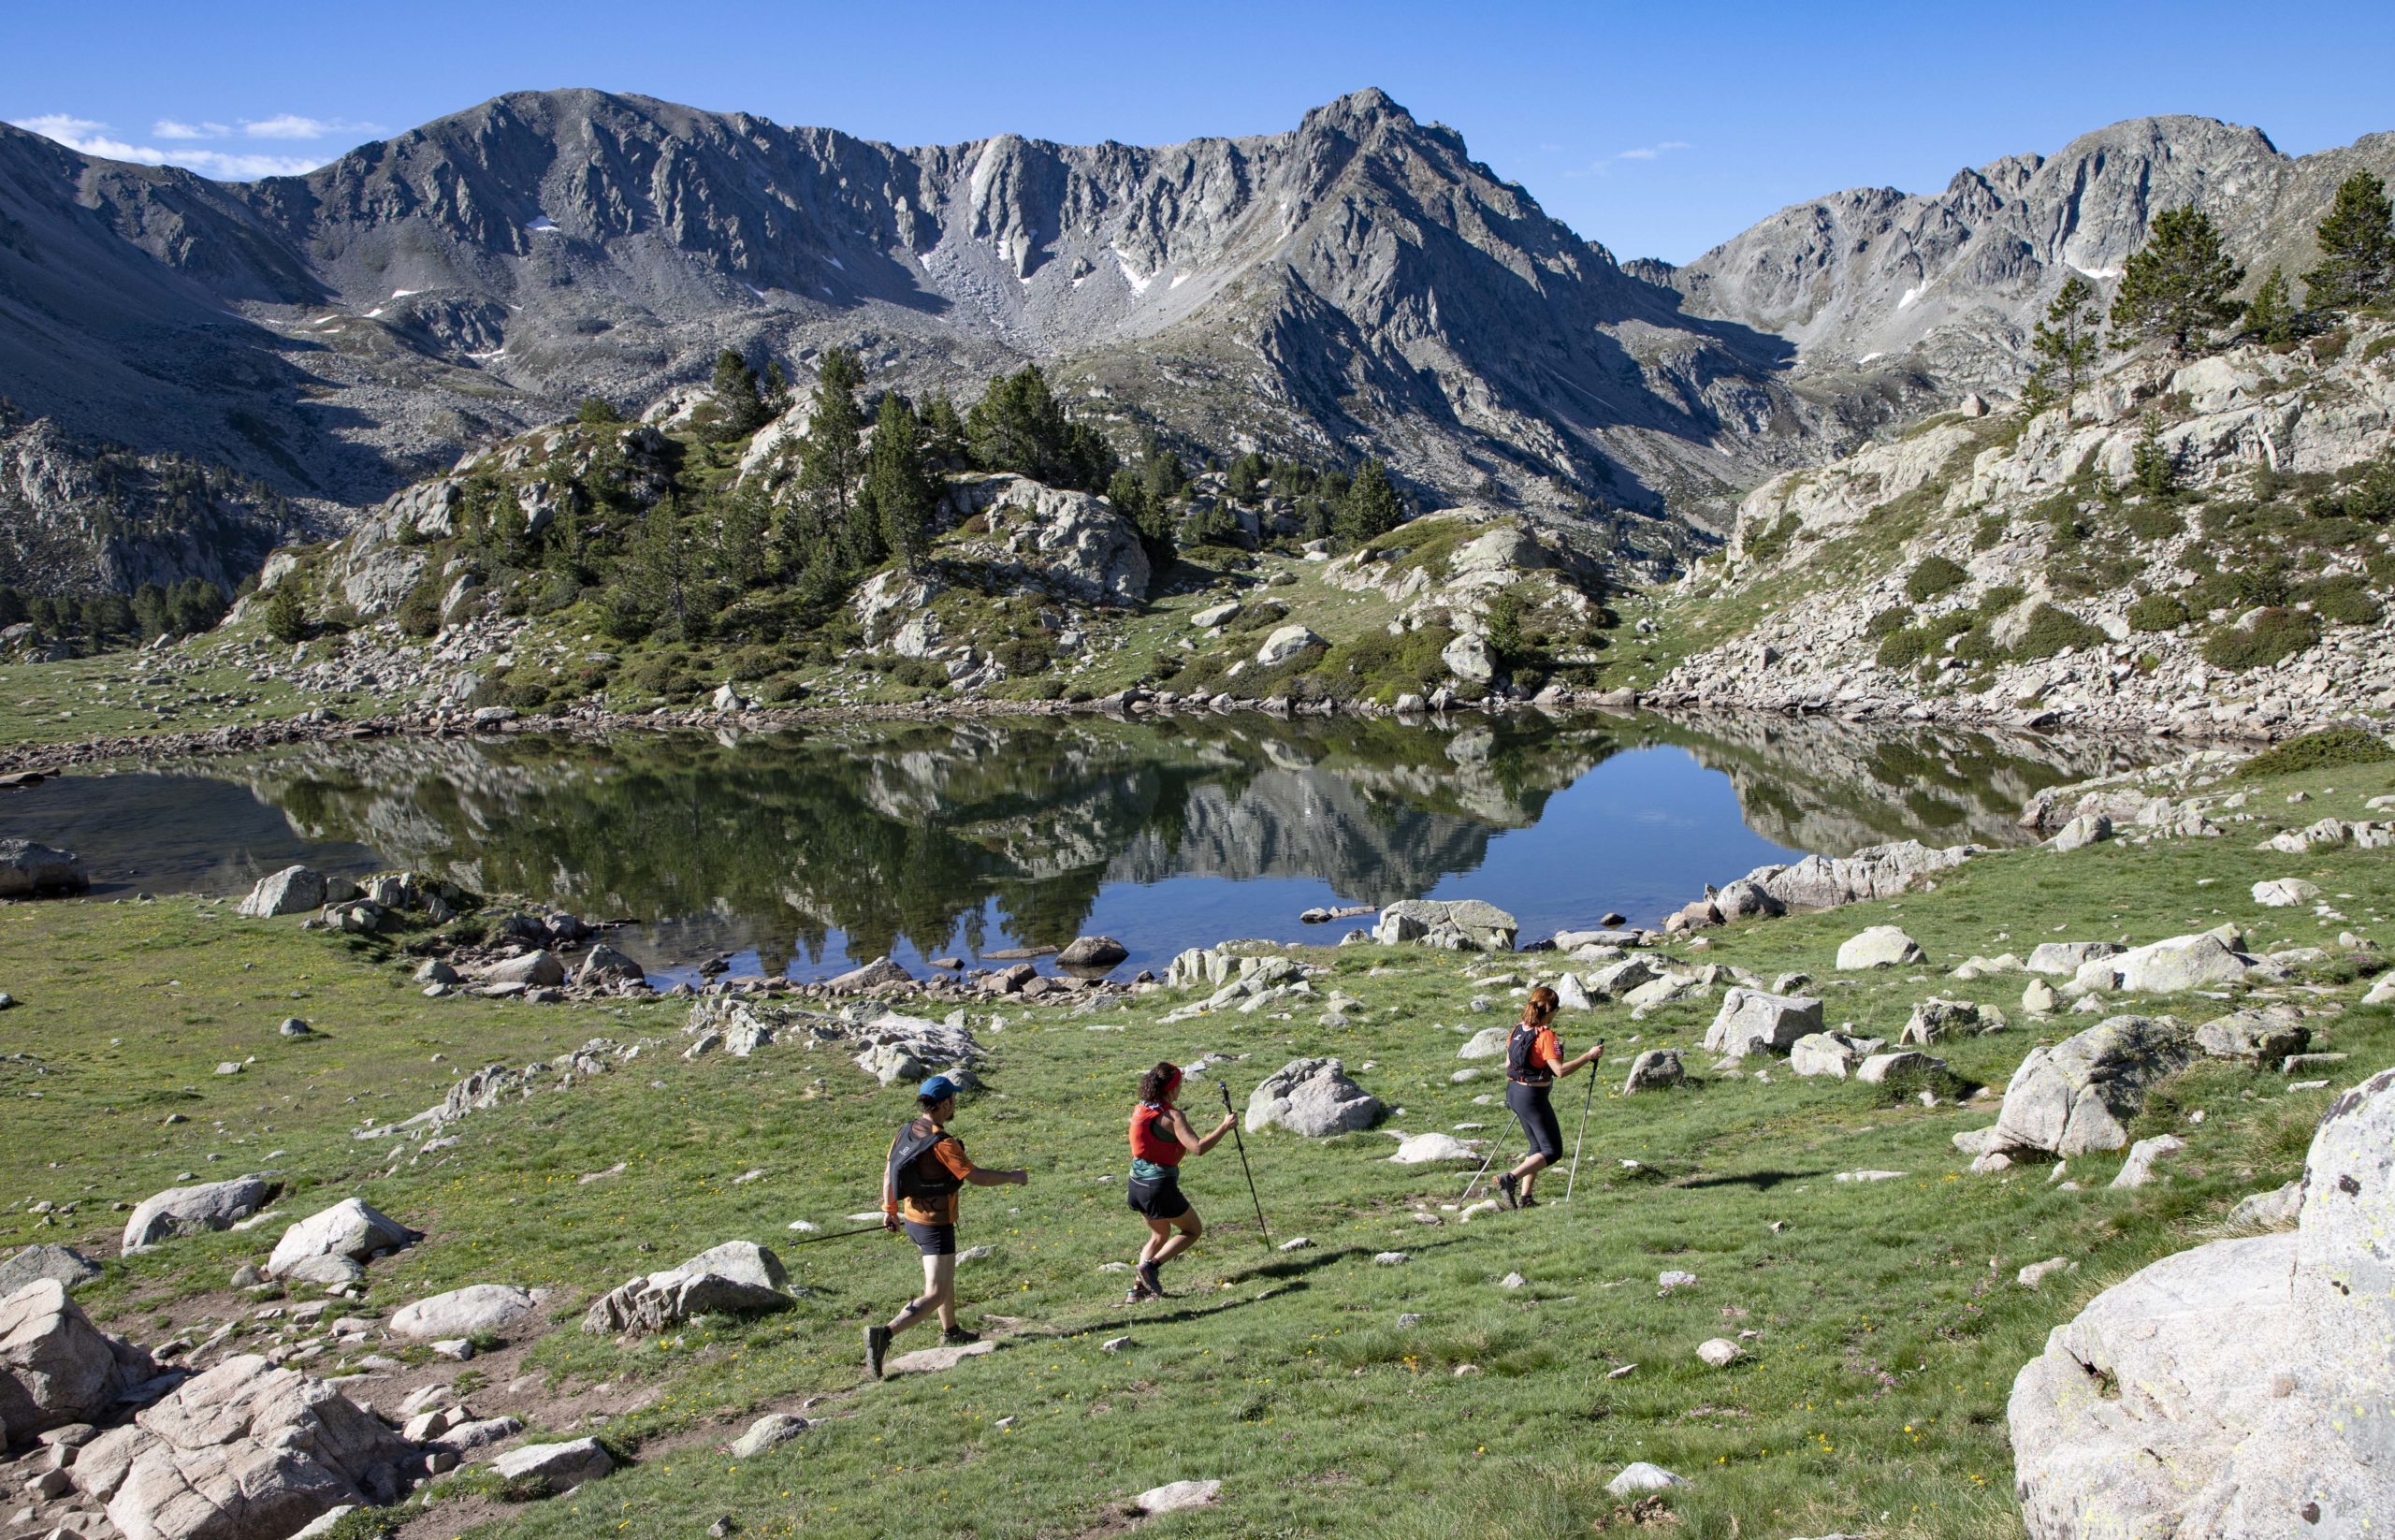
[1160,1064,1183,1096]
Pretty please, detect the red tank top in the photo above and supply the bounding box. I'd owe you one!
[1129,1102,1184,1166]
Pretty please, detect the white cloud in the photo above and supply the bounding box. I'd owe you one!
[242,114,379,140]
[153,118,232,139]
[1615,139,1693,162]
[6,113,328,180]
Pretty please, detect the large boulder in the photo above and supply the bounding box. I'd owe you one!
[582,1242,791,1336]
[490,1437,614,1494]
[1619,1050,1686,1093]
[1055,936,1129,969]
[2194,1007,2311,1068]
[1836,925,1925,970]
[390,1284,544,1342]
[2025,940,2125,976]
[235,865,338,919]
[266,1199,416,1279]
[76,1354,414,1540]
[1372,899,1518,952]
[1789,1031,1878,1079]
[1703,988,1823,1058]
[1,1278,152,1437]
[2077,933,2268,994]
[0,838,89,897]
[2009,1067,2395,1536]
[1990,1015,2195,1156]
[574,944,647,988]
[1749,840,1976,909]
[0,1243,101,1297]
[1256,624,1325,666]
[1244,1058,1381,1138]
[482,950,567,989]
[122,1175,279,1253]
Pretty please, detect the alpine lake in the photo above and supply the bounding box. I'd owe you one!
[2,711,2162,984]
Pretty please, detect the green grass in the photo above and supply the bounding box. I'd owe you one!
[5,758,2393,1538]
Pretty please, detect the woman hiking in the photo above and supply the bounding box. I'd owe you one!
[866,1073,1028,1379]
[1124,1062,1238,1301]
[1497,985,1604,1210]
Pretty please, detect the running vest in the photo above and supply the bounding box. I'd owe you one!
[1129,1102,1185,1167]
[887,1118,962,1200]
[1507,1023,1555,1086]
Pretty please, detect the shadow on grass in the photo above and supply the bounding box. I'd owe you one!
[1670,1168,1830,1192]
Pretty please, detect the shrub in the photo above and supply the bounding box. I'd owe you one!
[2201,606,2322,670]
[1905,555,1969,603]
[1978,583,2025,616]
[2301,574,2385,626]
[264,584,308,644]
[2011,603,2107,660]
[2125,503,2185,542]
[2237,727,2395,778]
[2126,591,2190,632]
[395,576,443,639]
[994,636,1052,675]
[1744,513,1800,563]
[1865,604,1914,639]
[1875,627,1932,670]
[1973,513,2008,551]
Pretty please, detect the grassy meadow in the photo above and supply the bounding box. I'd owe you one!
[2,757,2390,1539]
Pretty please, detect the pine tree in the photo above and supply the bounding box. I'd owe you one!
[627,495,704,640]
[2110,206,2246,357]
[2130,411,2180,498]
[264,582,308,645]
[2030,276,2103,404]
[920,394,967,464]
[712,485,771,590]
[1108,467,1175,574]
[710,349,771,439]
[1333,459,1405,544]
[862,393,937,573]
[2304,170,2395,314]
[2018,364,2059,419]
[795,348,867,558]
[2244,266,2297,347]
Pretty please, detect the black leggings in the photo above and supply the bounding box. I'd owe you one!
[1507,1080,1563,1161]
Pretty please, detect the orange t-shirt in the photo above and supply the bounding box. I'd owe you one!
[884,1131,979,1226]
[1515,1025,1563,1082]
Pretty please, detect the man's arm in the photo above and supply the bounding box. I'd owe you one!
[941,1138,1027,1188]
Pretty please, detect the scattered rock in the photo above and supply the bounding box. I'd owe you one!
[584,1242,792,1336]
[0,839,88,898]
[1991,1015,2195,1155]
[0,1245,101,1298]
[266,1199,416,1279]
[1372,898,1518,952]
[1606,1462,1685,1497]
[390,1285,543,1342]
[0,1279,152,1436]
[121,1175,279,1253]
[2111,1134,2187,1189]
[1619,1049,1685,1093]
[2017,1257,2076,1288]
[1132,1479,1221,1514]
[490,1437,614,1494]
[2252,878,2322,908]
[1836,925,1924,970]
[728,1413,808,1459]
[1387,1133,1475,1165]
[884,1339,994,1375]
[1244,1057,1381,1138]
[1055,936,1128,968]
[1703,988,1822,1058]
[1695,1338,1743,1368]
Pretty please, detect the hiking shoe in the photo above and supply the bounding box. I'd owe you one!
[941,1328,980,1346]
[1496,1171,1520,1211]
[864,1324,893,1379]
[1125,1284,1154,1304]
[1135,1261,1165,1299]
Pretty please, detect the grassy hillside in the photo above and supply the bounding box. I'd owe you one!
[4,757,2390,1538]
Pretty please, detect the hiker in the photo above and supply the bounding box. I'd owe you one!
[1123,1061,1238,1301]
[865,1073,1027,1378]
[1497,985,1604,1210]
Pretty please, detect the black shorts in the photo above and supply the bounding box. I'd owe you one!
[904,1221,957,1257]
[1126,1170,1191,1221]
[1507,1080,1563,1161]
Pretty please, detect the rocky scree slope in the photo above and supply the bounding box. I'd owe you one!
[1643,319,2395,739]
[0,88,1864,538]
[1652,115,2395,400]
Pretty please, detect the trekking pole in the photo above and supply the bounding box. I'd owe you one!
[1460,1141,1500,1202]
[1216,1079,1271,1247]
[1562,1040,1604,1205]
[783,1224,890,1247]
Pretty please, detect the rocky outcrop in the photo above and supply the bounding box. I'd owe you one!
[1703,989,1823,1058]
[0,1279,154,1439]
[2009,1066,2395,1536]
[1244,1058,1381,1138]
[265,1199,417,1280]
[1990,1015,2194,1156]
[74,1354,414,1540]
[1372,899,1517,952]
[0,1244,101,1298]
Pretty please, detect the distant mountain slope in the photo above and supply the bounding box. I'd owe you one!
[0,88,1873,548]
[1652,116,2395,391]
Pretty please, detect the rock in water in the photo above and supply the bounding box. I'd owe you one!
[1836,925,1924,969]
[1991,1015,2194,1155]
[1244,1058,1381,1137]
[0,838,89,898]
[1372,898,1518,952]
[121,1174,279,1253]
[1055,936,1128,968]
[2009,1067,2395,1535]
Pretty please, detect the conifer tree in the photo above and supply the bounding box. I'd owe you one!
[2030,275,2102,404]
[862,393,937,573]
[2110,206,2245,357]
[2244,266,2297,347]
[794,349,866,562]
[1334,459,1405,544]
[2303,170,2395,314]
[710,349,771,439]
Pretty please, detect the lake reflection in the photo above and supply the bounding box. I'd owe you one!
[6,713,2155,979]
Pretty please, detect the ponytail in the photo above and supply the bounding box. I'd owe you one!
[1521,985,1560,1028]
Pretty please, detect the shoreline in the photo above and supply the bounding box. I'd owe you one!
[1,678,2253,777]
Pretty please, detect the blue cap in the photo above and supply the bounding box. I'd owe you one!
[919,1074,959,1103]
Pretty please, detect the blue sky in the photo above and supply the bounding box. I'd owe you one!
[8,0,2390,263]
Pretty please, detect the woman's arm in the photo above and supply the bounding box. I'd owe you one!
[1168,1107,1237,1155]
[1555,1039,1605,1077]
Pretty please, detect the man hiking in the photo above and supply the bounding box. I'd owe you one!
[1123,1061,1238,1301]
[865,1073,1027,1379]
[1496,985,1604,1210]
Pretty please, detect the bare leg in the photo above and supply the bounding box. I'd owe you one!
[1138,1216,1174,1266]
[1509,1153,1554,1199]
[1149,1209,1203,1266]
[890,1253,957,1336]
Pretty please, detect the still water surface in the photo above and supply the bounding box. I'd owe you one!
[4,713,2153,981]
